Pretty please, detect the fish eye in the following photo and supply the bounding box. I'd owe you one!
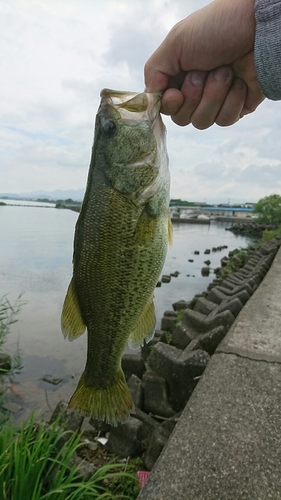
[101,119,117,138]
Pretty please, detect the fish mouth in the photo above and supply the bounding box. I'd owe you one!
[100,88,162,125]
[99,88,169,204]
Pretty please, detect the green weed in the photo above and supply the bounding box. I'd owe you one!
[219,247,248,278]
[262,227,281,242]
[175,309,185,324]
[0,412,138,499]
[0,294,25,372]
[163,331,172,344]
[0,295,24,346]
[106,457,142,499]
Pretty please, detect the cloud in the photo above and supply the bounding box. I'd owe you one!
[0,0,281,202]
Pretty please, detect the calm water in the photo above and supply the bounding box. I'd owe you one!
[0,202,255,420]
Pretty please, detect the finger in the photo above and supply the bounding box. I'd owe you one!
[215,78,247,126]
[190,66,233,130]
[160,88,184,116]
[167,70,208,126]
[144,67,169,93]
[232,52,265,118]
[144,40,181,93]
[241,90,265,117]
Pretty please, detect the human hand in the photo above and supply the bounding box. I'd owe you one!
[144,0,265,129]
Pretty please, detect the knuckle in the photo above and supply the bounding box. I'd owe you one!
[192,117,213,130]
[172,115,191,127]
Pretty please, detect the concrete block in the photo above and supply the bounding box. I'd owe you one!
[127,374,143,409]
[49,401,84,431]
[232,289,250,306]
[224,275,244,285]
[161,313,177,333]
[144,421,177,471]
[199,326,226,355]
[133,407,158,441]
[89,417,111,434]
[220,279,237,290]
[147,343,210,410]
[172,300,191,311]
[243,263,256,272]
[207,288,227,304]
[141,338,159,362]
[181,309,209,331]
[144,426,169,471]
[194,297,217,315]
[121,354,145,380]
[106,417,142,458]
[172,321,196,349]
[184,308,235,335]
[142,371,175,418]
[217,297,244,318]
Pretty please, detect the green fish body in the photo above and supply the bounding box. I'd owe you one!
[61,89,171,425]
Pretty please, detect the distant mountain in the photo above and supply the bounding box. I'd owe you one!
[0,189,85,201]
[0,190,257,206]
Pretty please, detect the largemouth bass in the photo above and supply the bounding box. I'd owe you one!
[61,88,171,425]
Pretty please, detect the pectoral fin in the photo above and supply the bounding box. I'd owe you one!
[61,279,86,341]
[128,299,156,350]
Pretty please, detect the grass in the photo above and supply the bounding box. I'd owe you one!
[175,309,185,324]
[262,227,281,242]
[0,294,24,373]
[163,331,172,344]
[0,412,139,500]
[0,294,23,347]
[0,296,141,499]
[219,247,248,278]
[219,229,281,279]
[105,457,142,499]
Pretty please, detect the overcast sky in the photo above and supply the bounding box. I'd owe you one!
[1,0,281,204]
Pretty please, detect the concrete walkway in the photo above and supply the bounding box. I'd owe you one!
[138,247,281,500]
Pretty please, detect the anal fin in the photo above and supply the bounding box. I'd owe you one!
[61,279,86,341]
[128,299,156,350]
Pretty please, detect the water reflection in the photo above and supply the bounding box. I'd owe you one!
[0,203,255,419]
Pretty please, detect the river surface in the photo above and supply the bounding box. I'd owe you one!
[0,201,255,421]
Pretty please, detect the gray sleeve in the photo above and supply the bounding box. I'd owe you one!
[254,0,281,100]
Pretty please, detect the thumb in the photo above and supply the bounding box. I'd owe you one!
[144,32,182,92]
[144,58,172,93]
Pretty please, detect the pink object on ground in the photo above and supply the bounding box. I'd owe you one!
[137,471,151,487]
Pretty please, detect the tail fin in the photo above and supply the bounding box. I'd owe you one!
[68,370,134,426]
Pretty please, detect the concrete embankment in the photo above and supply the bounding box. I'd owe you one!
[138,239,281,500]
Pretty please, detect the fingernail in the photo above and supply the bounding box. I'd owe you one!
[189,71,207,85]
[213,67,231,82]
[164,100,180,112]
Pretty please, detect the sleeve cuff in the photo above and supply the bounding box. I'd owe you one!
[255,0,281,100]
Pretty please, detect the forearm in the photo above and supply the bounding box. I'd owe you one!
[255,0,281,100]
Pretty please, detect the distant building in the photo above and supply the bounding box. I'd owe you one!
[201,206,253,218]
